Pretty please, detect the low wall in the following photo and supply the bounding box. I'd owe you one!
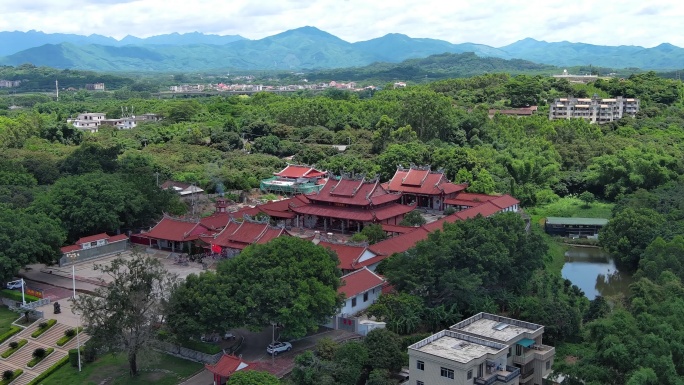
[59,240,128,266]
[155,341,223,364]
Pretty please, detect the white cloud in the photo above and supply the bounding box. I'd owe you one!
[0,0,681,47]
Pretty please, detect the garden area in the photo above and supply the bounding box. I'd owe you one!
[38,352,203,385]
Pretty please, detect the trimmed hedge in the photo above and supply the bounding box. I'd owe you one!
[56,327,83,346]
[68,347,84,368]
[27,356,69,385]
[0,326,21,344]
[27,347,54,367]
[0,369,23,385]
[1,339,27,358]
[31,319,57,338]
[0,289,39,303]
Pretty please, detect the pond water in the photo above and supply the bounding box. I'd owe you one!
[561,246,634,300]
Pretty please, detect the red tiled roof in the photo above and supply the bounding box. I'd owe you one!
[319,241,367,270]
[369,227,430,256]
[381,223,415,234]
[456,202,501,219]
[256,227,286,244]
[200,212,232,230]
[230,206,262,219]
[257,198,298,219]
[142,217,210,242]
[275,165,326,179]
[338,267,385,298]
[160,180,191,190]
[444,198,478,207]
[205,354,252,377]
[450,193,496,202]
[108,234,128,243]
[291,205,375,221]
[352,253,388,269]
[76,233,110,244]
[489,195,520,210]
[225,222,270,244]
[372,204,415,221]
[308,178,399,207]
[386,168,465,196]
[60,245,81,253]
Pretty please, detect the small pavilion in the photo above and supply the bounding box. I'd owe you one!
[205,354,253,385]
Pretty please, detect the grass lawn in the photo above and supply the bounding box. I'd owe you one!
[0,306,19,335]
[528,197,614,226]
[39,352,203,385]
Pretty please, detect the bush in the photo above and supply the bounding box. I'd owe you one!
[83,340,98,363]
[27,356,68,385]
[0,369,22,385]
[33,348,46,358]
[31,319,56,338]
[56,327,82,346]
[1,339,27,358]
[68,348,82,368]
[27,348,53,367]
[444,206,456,215]
[180,339,222,354]
[0,326,20,344]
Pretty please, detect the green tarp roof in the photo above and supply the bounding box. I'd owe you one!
[545,217,609,226]
[517,338,535,348]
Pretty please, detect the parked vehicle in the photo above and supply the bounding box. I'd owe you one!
[266,341,292,355]
[223,332,236,340]
[6,280,22,290]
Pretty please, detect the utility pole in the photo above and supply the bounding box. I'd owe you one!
[55,80,59,101]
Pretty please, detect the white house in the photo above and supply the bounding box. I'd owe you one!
[337,267,385,317]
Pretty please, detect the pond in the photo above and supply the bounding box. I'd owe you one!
[561,246,634,300]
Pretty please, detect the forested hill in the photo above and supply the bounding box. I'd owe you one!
[1,27,683,71]
[304,52,557,82]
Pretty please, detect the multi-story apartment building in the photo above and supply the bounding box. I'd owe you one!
[548,95,639,124]
[409,313,556,385]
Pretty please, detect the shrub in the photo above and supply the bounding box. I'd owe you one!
[444,206,456,215]
[27,348,53,367]
[83,340,98,363]
[56,327,82,346]
[65,329,76,337]
[31,319,56,338]
[33,348,46,359]
[0,369,22,385]
[2,371,12,381]
[68,348,82,368]
[1,339,27,359]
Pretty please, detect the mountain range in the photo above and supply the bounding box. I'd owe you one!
[0,26,682,72]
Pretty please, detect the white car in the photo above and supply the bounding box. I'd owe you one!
[266,341,292,355]
[6,281,22,290]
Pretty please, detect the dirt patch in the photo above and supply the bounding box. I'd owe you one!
[565,355,578,365]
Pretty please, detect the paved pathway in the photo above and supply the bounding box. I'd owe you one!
[0,318,90,385]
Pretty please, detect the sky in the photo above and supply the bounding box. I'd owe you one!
[0,0,682,47]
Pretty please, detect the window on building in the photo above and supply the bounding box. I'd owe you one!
[416,381,424,385]
[351,297,357,307]
[440,367,454,379]
[90,241,97,247]
[546,360,551,370]
[508,347,512,357]
[416,361,424,370]
[467,369,473,379]
[363,292,369,302]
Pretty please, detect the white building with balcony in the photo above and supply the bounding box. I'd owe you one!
[549,95,639,124]
[408,313,557,385]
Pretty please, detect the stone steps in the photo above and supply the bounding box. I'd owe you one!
[9,371,38,385]
[33,323,71,346]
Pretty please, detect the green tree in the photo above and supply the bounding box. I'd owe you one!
[399,210,426,227]
[366,369,395,385]
[332,341,368,385]
[360,224,387,245]
[228,370,280,385]
[73,253,178,376]
[364,329,404,372]
[367,293,425,335]
[579,191,596,208]
[216,237,343,338]
[600,207,666,270]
